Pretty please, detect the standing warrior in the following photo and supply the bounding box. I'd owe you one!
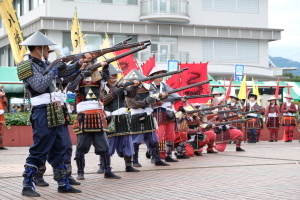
[124,69,170,166]
[102,66,140,172]
[229,94,243,130]
[244,93,263,143]
[265,96,280,142]
[281,95,297,142]
[0,84,7,150]
[71,63,121,180]
[18,31,86,197]
[33,52,81,186]
[149,66,183,162]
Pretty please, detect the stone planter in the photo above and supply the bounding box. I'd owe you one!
[2,125,77,147]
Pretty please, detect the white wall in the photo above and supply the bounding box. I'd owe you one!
[48,0,140,22]
[189,0,268,28]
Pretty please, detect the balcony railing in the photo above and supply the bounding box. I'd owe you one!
[140,0,190,22]
[141,51,189,63]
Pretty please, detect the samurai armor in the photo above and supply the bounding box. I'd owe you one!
[47,102,65,128]
[153,108,170,126]
[79,83,101,101]
[106,114,131,138]
[130,113,156,134]
[17,59,33,81]
[73,109,108,134]
[215,129,231,143]
[177,119,189,132]
[281,116,296,126]
[246,117,261,129]
[267,117,279,129]
[159,140,166,159]
[188,134,208,151]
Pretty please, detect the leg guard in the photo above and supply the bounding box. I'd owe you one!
[35,164,46,180]
[149,142,161,162]
[100,153,112,173]
[22,164,38,190]
[234,136,242,148]
[97,155,104,174]
[133,143,142,167]
[74,155,85,175]
[124,156,132,167]
[165,141,174,157]
[22,164,40,197]
[176,142,186,156]
[64,161,72,179]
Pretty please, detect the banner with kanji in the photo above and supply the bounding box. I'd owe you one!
[71,8,88,54]
[0,0,27,64]
[166,62,211,110]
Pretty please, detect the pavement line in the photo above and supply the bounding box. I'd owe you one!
[211,154,300,162]
[0,162,295,179]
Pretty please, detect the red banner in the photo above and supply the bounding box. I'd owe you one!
[166,62,211,110]
[115,49,139,76]
[141,54,155,76]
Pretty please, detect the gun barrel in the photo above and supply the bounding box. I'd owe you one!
[42,40,150,75]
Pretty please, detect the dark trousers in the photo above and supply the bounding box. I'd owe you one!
[26,105,66,167]
[75,131,109,157]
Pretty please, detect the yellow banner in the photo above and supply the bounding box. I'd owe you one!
[98,34,123,79]
[0,0,27,64]
[238,75,247,100]
[71,8,88,54]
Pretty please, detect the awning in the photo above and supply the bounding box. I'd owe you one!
[0,67,24,97]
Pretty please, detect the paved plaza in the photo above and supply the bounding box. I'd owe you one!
[0,141,299,200]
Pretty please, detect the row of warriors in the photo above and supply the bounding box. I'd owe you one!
[17,31,298,197]
[18,31,194,197]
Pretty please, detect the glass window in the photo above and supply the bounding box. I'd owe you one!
[14,0,25,17]
[102,0,113,3]
[202,38,258,63]
[74,0,101,2]
[8,47,15,66]
[113,0,126,4]
[127,0,138,5]
[202,0,258,13]
[84,33,102,50]
[0,16,2,29]
[29,0,45,10]
[0,47,5,66]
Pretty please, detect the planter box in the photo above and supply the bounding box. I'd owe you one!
[2,125,300,147]
[2,125,77,147]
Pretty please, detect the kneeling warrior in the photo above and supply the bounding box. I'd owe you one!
[208,97,245,152]
[19,31,84,197]
[177,105,217,155]
[125,69,169,166]
[265,96,280,142]
[102,66,140,172]
[72,63,121,179]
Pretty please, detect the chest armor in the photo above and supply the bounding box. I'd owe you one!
[268,106,276,113]
[105,84,126,113]
[229,103,237,110]
[137,87,149,101]
[79,80,100,101]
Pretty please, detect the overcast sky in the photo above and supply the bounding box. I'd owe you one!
[268,0,300,62]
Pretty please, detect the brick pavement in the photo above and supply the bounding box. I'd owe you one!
[0,141,299,200]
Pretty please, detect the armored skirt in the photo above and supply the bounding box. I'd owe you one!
[73,109,108,134]
[281,116,296,126]
[130,113,156,134]
[266,117,280,129]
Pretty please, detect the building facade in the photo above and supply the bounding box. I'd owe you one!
[0,0,283,80]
